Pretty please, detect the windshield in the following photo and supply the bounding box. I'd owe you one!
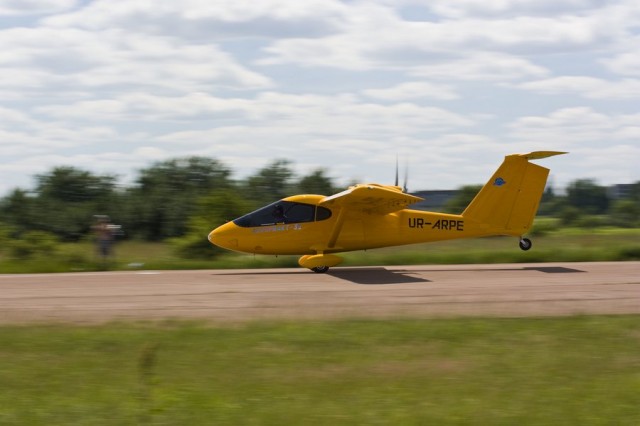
[233,201,332,227]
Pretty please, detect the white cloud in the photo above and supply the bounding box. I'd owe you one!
[36,91,475,133]
[508,107,640,187]
[1,0,639,196]
[0,0,78,16]
[411,53,549,81]
[362,81,459,100]
[606,52,640,77]
[508,107,640,148]
[421,0,613,19]
[260,4,620,72]
[132,146,168,160]
[44,0,349,39]
[0,145,174,195]
[510,107,609,139]
[0,106,38,125]
[36,92,253,121]
[0,124,116,153]
[0,27,272,94]
[566,144,640,186]
[516,76,640,99]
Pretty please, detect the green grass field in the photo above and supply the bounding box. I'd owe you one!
[1,316,639,425]
[1,227,639,273]
[340,227,640,267]
[2,227,638,423]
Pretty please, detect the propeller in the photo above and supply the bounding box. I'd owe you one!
[403,160,409,193]
[394,156,409,193]
[394,156,399,187]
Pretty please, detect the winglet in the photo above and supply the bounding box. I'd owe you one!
[515,151,568,160]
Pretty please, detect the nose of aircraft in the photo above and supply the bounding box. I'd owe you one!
[208,221,239,250]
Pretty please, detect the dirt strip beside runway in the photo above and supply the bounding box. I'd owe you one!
[0,262,638,324]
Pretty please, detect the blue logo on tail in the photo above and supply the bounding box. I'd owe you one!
[493,177,506,187]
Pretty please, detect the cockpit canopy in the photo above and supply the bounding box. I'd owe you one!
[233,200,332,228]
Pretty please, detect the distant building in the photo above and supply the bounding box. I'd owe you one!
[607,184,635,200]
[409,190,459,211]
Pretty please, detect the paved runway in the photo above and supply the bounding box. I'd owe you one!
[0,262,638,324]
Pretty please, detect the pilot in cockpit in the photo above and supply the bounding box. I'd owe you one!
[273,204,285,222]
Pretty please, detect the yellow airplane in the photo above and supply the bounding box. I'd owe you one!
[209,151,566,273]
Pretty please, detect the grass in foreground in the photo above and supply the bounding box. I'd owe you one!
[1,316,639,425]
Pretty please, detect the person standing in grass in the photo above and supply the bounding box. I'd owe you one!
[92,215,114,267]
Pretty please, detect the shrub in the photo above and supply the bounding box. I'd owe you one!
[170,217,222,260]
[530,218,560,236]
[618,245,640,260]
[609,200,640,228]
[6,230,60,260]
[573,215,607,228]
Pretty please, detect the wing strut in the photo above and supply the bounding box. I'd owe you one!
[327,207,347,249]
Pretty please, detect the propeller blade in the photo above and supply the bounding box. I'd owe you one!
[403,160,409,193]
[394,156,399,187]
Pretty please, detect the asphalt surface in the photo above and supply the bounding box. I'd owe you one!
[0,262,638,324]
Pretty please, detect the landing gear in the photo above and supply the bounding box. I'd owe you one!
[299,254,341,272]
[519,237,532,251]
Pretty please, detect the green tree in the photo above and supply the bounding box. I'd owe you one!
[537,184,567,216]
[172,190,252,259]
[0,222,12,256]
[297,169,337,195]
[559,205,582,226]
[0,168,118,241]
[0,189,37,235]
[35,167,116,203]
[610,199,640,228]
[443,185,482,214]
[629,182,640,202]
[565,179,609,214]
[244,159,295,206]
[124,157,233,240]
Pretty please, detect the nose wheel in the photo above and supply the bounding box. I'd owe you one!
[311,266,330,273]
[519,237,532,251]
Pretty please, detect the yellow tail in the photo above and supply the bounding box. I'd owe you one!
[462,151,567,236]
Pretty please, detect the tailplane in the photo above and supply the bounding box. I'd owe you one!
[462,151,567,235]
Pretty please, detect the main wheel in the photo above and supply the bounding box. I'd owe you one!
[519,238,532,251]
[311,266,330,273]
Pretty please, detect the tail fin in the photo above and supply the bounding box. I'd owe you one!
[462,151,567,235]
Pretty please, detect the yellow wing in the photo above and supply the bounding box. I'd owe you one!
[320,184,423,215]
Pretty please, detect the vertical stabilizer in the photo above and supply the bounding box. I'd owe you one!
[462,151,566,235]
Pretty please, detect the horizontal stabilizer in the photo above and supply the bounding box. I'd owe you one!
[515,151,568,160]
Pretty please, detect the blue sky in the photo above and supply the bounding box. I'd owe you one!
[1,0,639,196]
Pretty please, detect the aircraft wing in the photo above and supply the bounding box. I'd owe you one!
[320,184,424,215]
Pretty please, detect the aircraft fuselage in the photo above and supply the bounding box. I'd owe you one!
[209,200,508,256]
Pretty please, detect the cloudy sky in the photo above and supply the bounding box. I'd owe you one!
[1,0,639,196]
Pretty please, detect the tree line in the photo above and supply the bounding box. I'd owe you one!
[0,157,338,243]
[1,156,638,249]
[444,180,640,229]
